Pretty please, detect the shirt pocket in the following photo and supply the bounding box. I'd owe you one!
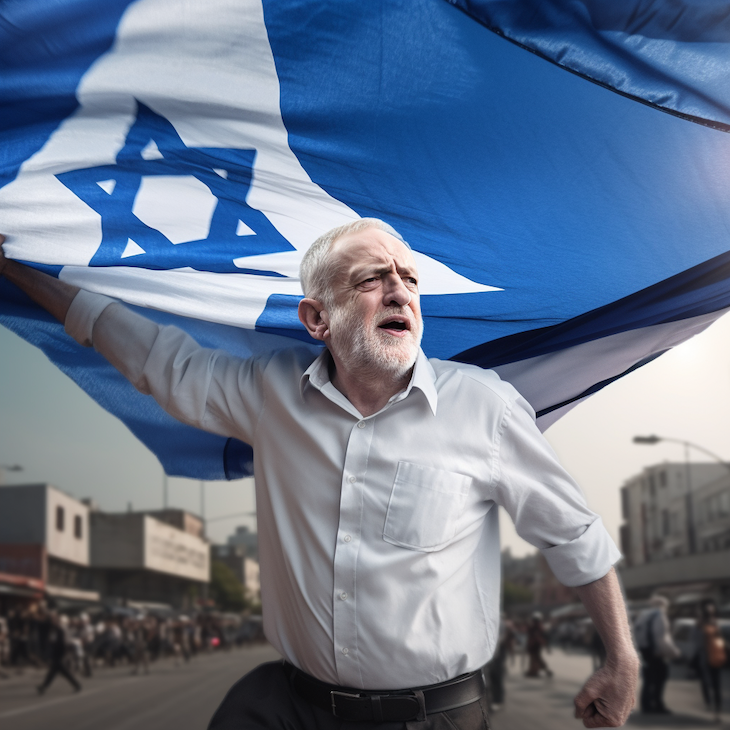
[383,461,473,552]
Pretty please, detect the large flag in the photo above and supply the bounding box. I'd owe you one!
[2,0,729,479]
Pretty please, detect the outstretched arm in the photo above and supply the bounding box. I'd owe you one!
[1,233,263,443]
[0,235,80,322]
[573,567,639,727]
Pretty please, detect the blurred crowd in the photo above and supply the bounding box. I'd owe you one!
[482,596,729,721]
[2,595,727,719]
[0,601,264,692]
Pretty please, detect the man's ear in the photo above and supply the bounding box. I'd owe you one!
[298,298,330,342]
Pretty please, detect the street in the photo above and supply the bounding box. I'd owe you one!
[493,650,729,730]
[0,643,280,730]
[1,645,728,730]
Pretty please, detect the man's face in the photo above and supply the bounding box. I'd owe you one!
[325,227,422,379]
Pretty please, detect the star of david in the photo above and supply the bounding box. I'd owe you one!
[56,101,294,273]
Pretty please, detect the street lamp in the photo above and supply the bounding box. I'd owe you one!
[632,434,730,555]
[0,463,23,485]
[632,435,730,470]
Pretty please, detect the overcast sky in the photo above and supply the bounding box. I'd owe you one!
[2,311,730,552]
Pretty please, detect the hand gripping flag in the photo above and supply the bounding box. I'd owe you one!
[1,0,729,480]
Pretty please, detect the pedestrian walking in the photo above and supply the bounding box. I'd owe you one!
[130,618,150,675]
[692,599,726,723]
[524,612,553,678]
[37,613,82,694]
[634,595,680,714]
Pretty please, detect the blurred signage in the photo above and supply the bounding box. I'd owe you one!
[144,518,209,582]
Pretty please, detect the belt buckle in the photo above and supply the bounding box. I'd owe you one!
[331,689,363,718]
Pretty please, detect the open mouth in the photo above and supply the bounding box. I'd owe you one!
[378,317,410,332]
[378,317,411,336]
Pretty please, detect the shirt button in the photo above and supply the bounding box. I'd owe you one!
[339,592,348,601]
[343,535,352,543]
[341,647,349,655]
[357,421,366,429]
[348,475,356,483]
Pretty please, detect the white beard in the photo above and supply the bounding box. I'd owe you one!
[328,303,423,381]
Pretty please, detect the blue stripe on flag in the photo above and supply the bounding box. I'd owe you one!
[455,249,730,368]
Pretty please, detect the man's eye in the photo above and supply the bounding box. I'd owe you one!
[406,277,418,286]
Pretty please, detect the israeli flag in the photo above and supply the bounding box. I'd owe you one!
[2,0,730,479]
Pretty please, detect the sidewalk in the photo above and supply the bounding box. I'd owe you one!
[491,649,730,730]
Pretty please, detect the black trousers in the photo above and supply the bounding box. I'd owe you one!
[639,649,669,712]
[39,656,81,692]
[699,660,722,712]
[208,662,490,730]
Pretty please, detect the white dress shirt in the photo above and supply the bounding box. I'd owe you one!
[66,290,620,690]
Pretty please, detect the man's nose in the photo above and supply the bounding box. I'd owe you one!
[382,274,411,307]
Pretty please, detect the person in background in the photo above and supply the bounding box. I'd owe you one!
[693,599,726,723]
[525,612,553,678]
[634,595,680,714]
[37,612,82,694]
[0,615,9,679]
[130,617,150,675]
[485,614,515,710]
[78,613,96,677]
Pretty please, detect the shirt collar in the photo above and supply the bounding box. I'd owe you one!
[300,348,438,416]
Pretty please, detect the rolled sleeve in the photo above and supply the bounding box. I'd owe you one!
[541,516,621,586]
[492,393,622,586]
[64,289,117,347]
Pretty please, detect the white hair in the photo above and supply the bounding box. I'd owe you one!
[299,218,409,305]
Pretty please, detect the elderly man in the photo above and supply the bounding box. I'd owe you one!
[0,220,639,729]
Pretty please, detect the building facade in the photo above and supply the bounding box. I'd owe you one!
[90,509,210,608]
[619,462,730,600]
[0,483,98,605]
[0,485,210,609]
[227,525,258,560]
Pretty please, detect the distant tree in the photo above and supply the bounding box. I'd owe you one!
[503,581,533,607]
[210,561,246,611]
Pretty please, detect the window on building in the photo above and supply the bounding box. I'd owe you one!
[621,488,630,520]
[720,491,730,516]
[659,471,667,487]
[56,505,65,532]
[74,515,83,539]
[661,509,670,537]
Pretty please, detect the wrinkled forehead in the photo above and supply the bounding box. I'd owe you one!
[330,227,418,277]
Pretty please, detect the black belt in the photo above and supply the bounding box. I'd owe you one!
[285,662,485,723]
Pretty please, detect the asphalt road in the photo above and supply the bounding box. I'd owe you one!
[493,650,729,730]
[2,646,728,730]
[0,643,281,730]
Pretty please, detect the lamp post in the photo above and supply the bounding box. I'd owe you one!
[633,435,730,555]
[0,463,22,485]
[200,480,206,536]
